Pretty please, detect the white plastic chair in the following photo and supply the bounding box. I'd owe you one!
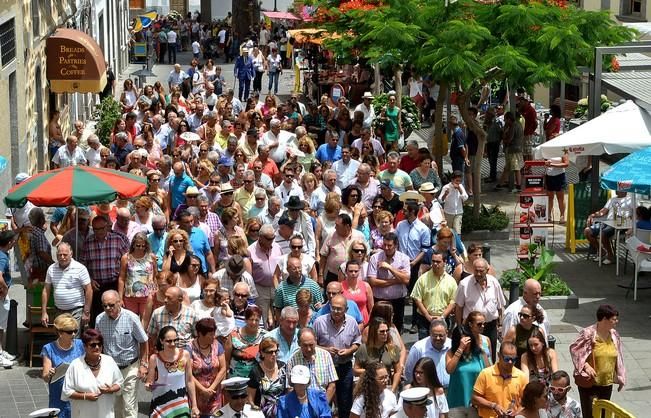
[624,234,651,300]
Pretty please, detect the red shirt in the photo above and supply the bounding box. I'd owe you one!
[399,155,419,173]
[522,103,538,136]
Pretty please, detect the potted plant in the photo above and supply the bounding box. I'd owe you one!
[92,96,122,147]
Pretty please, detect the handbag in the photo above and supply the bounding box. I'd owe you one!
[574,344,596,388]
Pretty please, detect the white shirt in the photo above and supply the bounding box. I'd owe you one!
[310,184,342,215]
[217,29,226,43]
[503,297,551,337]
[354,102,375,128]
[439,183,469,215]
[604,196,633,220]
[191,40,200,54]
[45,259,91,310]
[85,146,103,167]
[167,30,177,43]
[53,145,87,167]
[274,181,304,205]
[352,388,398,418]
[332,158,361,189]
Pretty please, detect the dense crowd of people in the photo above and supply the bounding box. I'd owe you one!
[0,21,630,418]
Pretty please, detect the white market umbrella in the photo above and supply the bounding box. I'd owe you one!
[534,100,651,160]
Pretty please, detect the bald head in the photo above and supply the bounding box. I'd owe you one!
[326,281,342,301]
[523,279,542,306]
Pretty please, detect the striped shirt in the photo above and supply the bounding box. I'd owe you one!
[147,305,197,349]
[273,276,324,310]
[367,250,410,300]
[45,259,91,310]
[286,346,338,392]
[96,308,148,367]
[215,269,259,300]
[80,232,129,285]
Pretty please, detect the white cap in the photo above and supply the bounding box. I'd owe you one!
[400,387,432,406]
[15,172,30,184]
[290,365,311,384]
[29,408,61,417]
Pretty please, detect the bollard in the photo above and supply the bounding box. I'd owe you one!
[547,334,556,349]
[5,299,17,356]
[482,243,491,264]
[509,278,520,305]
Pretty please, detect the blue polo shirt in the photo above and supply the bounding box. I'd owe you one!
[315,144,342,164]
[396,218,431,260]
[188,227,211,272]
[169,173,194,210]
[148,231,168,270]
[314,300,363,324]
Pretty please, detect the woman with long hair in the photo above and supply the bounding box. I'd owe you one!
[362,302,408,369]
[145,170,168,218]
[178,254,205,303]
[350,361,397,418]
[119,79,139,112]
[216,207,246,263]
[298,137,317,173]
[145,326,199,417]
[465,311,493,364]
[338,239,370,281]
[110,118,132,146]
[520,328,558,385]
[503,305,543,368]
[247,337,287,416]
[245,217,263,246]
[191,278,219,319]
[315,192,341,254]
[515,381,549,418]
[446,324,489,417]
[570,304,625,418]
[133,196,154,235]
[162,228,193,290]
[41,314,85,418]
[459,243,497,280]
[432,227,464,281]
[118,232,157,316]
[341,185,369,232]
[300,172,318,205]
[188,318,227,415]
[310,161,323,185]
[61,329,123,418]
[370,208,394,252]
[407,357,449,417]
[295,289,315,329]
[354,318,401,393]
[227,234,253,274]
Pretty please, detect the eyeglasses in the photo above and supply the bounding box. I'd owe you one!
[61,329,78,334]
[375,375,389,382]
[234,293,249,298]
[473,322,486,327]
[250,228,261,233]
[372,205,383,210]
[165,338,180,344]
[88,342,102,348]
[103,303,116,309]
[352,248,365,254]
[331,307,346,313]
[172,239,185,243]
[549,385,571,393]
[502,355,518,363]
[209,180,220,185]
[199,149,208,153]
[264,349,279,355]
[291,245,303,250]
[518,312,532,319]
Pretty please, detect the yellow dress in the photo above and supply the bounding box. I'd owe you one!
[593,335,617,386]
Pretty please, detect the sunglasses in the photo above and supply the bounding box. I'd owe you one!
[250,228,261,233]
[352,248,365,254]
[234,293,249,298]
[61,329,78,335]
[502,355,518,363]
[165,338,180,344]
[473,322,486,327]
[172,239,185,243]
[149,178,160,182]
[372,205,383,209]
[264,349,279,355]
[291,245,303,250]
[134,244,146,248]
[88,342,102,348]
[518,312,532,319]
[103,303,116,309]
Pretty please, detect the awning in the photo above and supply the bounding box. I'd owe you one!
[601,71,651,111]
[46,28,107,94]
[262,11,300,20]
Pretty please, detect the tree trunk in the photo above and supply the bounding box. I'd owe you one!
[457,90,487,217]
[373,63,381,96]
[394,67,403,109]
[431,81,448,178]
[232,0,260,40]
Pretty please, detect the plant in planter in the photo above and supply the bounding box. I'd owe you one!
[92,96,122,147]
[499,244,571,296]
[461,204,509,233]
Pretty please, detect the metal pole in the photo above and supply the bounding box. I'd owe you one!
[589,47,603,212]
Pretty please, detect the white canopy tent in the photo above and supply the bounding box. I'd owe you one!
[534,100,651,160]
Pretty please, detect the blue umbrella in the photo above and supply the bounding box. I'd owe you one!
[601,146,651,195]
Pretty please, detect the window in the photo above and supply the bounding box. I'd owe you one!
[0,18,16,67]
[31,0,40,39]
[621,0,645,17]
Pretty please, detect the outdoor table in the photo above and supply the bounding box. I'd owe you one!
[598,218,632,275]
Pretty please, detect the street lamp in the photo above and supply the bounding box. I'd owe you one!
[274,0,278,12]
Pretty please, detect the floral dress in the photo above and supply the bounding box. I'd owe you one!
[188,340,224,414]
[248,361,287,416]
[230,328,266,377]
[125,254,155,298]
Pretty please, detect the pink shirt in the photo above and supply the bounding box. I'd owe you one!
[342,280,370,324]
[320,229,365,275]
[248,241,282,287]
